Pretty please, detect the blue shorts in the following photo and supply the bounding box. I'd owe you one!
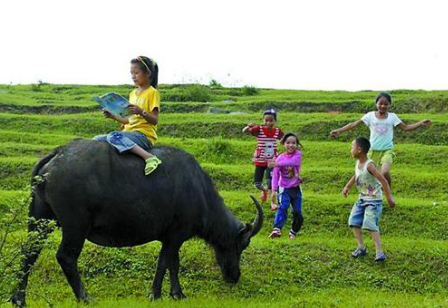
[348,199,382,232]
[93,131,151,153]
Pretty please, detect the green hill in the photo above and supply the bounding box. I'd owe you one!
[1,84,447,307]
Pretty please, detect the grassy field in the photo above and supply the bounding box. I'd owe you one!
[0,84,447,307]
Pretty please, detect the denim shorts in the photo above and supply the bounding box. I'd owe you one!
[348,199,383,232]
[93,131,151,153]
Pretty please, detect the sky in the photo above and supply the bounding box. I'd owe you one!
[1,0,447,91]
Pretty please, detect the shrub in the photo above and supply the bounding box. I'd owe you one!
[161,84,213,102]
[242,85,260,96]
[0,195,29,301]
[209,79,223,89]
[186,84,212,102]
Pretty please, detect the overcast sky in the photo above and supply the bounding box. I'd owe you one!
[1,0,447,91]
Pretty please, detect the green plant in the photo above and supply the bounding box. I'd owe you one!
[209,79,222,88]
[0,195,29,302]
[242,85,260,96]
[185,84,212,102]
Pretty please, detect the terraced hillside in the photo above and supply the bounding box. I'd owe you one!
[1,84,447,307]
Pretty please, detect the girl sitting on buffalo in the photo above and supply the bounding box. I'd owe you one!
[93,56,162,175]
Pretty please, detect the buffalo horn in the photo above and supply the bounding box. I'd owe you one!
[249,195,263,237]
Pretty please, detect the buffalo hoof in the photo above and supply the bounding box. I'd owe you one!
[80,295,95,305]
[9,294,25,307]
[149,292,162,301]
[171,291,186,300]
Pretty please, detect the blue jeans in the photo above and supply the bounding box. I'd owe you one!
[273,186,303,234]
[93,131,151,153]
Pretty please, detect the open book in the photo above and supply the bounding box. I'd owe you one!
[94,92,130,118]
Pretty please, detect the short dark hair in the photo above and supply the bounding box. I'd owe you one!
[355,137,370,154]
[263,108,277,120]
[375,92,392,104]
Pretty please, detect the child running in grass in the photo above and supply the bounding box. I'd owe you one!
[94,56,162,175]
[243,109,284,206]
[268,133,303,239]
[330,92,431,186]
[343,137,396,261]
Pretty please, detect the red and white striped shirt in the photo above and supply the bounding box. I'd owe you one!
[250,125,284,166]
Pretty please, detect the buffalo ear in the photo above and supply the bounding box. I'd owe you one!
[239,224,253,249]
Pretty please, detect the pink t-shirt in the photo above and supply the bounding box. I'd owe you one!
[271,150,302,190]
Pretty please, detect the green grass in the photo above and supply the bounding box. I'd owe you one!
[9,291,448,308]
[2,84,448,113]
[0,84,447,307]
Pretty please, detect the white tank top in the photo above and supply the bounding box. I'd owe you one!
[355,159,383,201]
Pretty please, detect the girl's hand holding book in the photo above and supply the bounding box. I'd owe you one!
[102,110,115,119]
[128,104,144,115]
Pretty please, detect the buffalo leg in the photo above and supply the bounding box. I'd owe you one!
[56,226,90,302]
[168,247,186,299]
[150,240,185,300]
[10,210,55,307]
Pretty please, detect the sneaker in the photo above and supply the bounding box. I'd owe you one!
[270,203,278,211]
[269,229,281,239]
[260,190,268,203]
[374,252,387,262]
[351,247,367,258]
[288,232,296,239]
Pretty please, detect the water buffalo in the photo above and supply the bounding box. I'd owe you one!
[10,139,263,307]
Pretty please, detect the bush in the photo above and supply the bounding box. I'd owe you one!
[209,79,223,89]
[0,195,29,301]
[242,85,260,96]
[161,84,213,102]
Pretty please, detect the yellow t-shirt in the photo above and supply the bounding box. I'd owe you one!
[123,86,161,144]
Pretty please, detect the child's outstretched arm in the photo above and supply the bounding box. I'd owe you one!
[397,119,431,132]
[342,175,355,197]
[268,151,302,168]
[330,120,363,137]
[367,163,396,207]
[242,123,254,135]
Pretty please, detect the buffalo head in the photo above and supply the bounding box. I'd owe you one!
[214,195,263,284]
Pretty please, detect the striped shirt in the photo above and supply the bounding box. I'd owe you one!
[250,125,284,166]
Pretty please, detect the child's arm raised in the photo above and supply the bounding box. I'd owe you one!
[242,123,254,135]
[367,163,396,207]
[397,119,431,132]
[342,175,355,197]
[268,151,302,168]
[330,120,364,137]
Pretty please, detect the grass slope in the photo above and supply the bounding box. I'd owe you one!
[0,84,447,307]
